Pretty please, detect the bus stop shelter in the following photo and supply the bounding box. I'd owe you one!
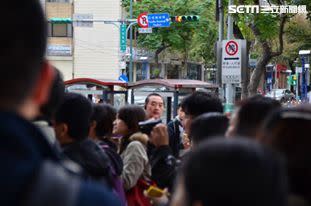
[64,78,128,108]
[128,79,218,123]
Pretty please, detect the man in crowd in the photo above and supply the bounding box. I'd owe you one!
[145,93,165,120]
[149,91,223,190]
[0,1,121,205]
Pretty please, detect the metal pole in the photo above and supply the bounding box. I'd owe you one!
[217,0,224,86]
[129,0,134,82]
[225,0,234,108]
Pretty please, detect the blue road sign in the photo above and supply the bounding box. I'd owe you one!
[118,74,129,83]
[147,13,170,28]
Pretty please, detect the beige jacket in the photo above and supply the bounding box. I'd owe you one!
[121,132,151,190]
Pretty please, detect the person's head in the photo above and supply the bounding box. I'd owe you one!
[181,91,223,134]
[0,1,54,118]
[113,105,146,136]
[171,138,287,206]
[37,68,65,122]
[189,113,228,146]
[144,93,164,120]
[259,106,311,201]
[89,104,117,140]
[54,93,93,145]
[228,95,281,138]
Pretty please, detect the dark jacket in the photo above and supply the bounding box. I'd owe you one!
[62,139,114,187]
[149,145,179,191]
[167,118,183,158]
[98,139,123,176]
[0,112,121,206]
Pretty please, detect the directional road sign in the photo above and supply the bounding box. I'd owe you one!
[147,13,170,28]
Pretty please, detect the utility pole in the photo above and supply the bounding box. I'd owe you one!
[217,0,224,85]
[129,0,134,82]
[225,0,235,110]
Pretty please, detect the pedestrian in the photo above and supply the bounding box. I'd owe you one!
[145,93,165,120]
[170,138,288,206]
[226,95,280,138]
[259,106,311,205]
[113,105,152,206]
[54,93,115,188]
[89,103,126,205]
[0,1,121,205]
[167,104,186,158]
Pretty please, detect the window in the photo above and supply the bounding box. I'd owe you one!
[48,23,72,37]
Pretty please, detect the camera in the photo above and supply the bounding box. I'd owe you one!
[139,119,162,135]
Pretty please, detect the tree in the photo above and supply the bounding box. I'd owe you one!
[122,0,218,75]
[233,0,311,96]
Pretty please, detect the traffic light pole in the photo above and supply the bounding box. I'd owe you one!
[129,0,134,83]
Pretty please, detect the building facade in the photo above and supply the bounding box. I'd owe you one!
[44,0,122,81]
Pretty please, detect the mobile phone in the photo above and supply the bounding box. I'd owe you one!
[146,186,165,198]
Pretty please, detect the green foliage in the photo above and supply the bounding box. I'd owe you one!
[123,0,218,66]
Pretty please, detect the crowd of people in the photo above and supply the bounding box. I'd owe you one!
[2,1,311,206]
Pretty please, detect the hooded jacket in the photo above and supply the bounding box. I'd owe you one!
[120,132,151,190]
[0,111,121,206]
[62,138,113,187]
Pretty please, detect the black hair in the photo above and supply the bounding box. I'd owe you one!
[235,95,281,137]
[39,68,65,122]
[91,104,117,138]
[144,93,164,109]
[55,93,93,140]
[0,1,47,109]
[118,105,146,134]
[261,106,311,202]
[181,91,223,118]
[189,112,228,144]
[182,138,287,206]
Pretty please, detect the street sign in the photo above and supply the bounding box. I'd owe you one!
[222,40,244,84]
[73,13,93,27]
[138,12,149,28]
[138,28,153,34]
[147,13,170,28]
[120,24,127,52]
[118,74,129,83]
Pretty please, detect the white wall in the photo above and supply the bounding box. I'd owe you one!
[48,56,73,81]
[73,0,121,80]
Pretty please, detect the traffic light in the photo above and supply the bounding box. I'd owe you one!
[49,18,72,24]
[170,15,200,23]
[292,74,297,86]
[287,75,297,86]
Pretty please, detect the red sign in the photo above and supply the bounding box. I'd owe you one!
[137,12,148,28]
[225,40,238,56]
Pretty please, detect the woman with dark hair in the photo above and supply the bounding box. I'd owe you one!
[113,105,151,206]
[259,106,311,206]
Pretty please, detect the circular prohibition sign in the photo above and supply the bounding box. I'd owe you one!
[225,40,238,56]
[137,12,149,28]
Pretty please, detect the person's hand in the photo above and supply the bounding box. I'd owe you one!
[144,188,169,206]
[182,133,191,149]
[150,124,169,147]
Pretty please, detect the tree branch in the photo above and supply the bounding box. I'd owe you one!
[271,14,287,57]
